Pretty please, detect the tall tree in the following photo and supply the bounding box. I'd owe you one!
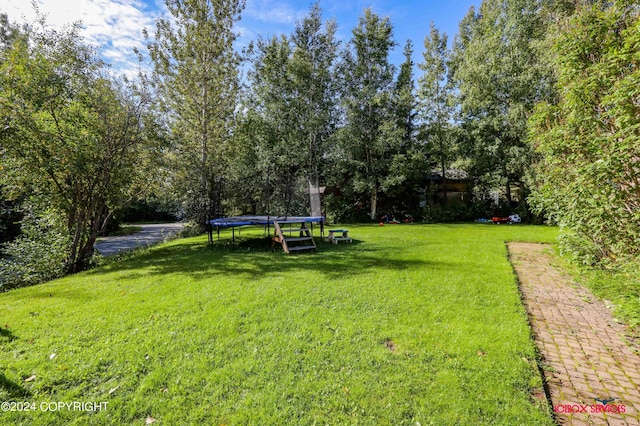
[530,0,640,263]
[340,8,400,221]
[237,3,339,217]
[450,0,552,206]
[289,2,340,202]
[394,40,416,150]
[384,39,429,214]
[417,23,455,199]
[0,18,161,272]
[148,0,244,239]
[244,35,300,215]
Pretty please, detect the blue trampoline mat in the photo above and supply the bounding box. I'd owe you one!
[209,215,324,228]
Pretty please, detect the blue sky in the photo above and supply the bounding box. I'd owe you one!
[0,0,478,75]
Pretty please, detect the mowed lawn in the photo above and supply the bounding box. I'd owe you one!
[1,224,558,425]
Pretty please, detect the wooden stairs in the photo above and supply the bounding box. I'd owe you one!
[272,221,317,254]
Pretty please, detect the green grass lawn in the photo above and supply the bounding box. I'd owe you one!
[0,224,559,425]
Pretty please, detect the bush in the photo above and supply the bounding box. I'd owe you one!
[324,194,372,223]
[529,2,640,264]
[179,221,204,238]
[422,201,472,223]
[0,211,70,291]
[421,199,529,223]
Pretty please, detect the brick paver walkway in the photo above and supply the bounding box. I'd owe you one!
[508,242,640,425]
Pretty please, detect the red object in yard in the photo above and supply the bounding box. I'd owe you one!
[492,216,509,224]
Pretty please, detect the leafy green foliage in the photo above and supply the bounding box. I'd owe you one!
[0,17,161,272]
[379,40,431,216]
[289,3,340,189]
[0,208,69,290]
[394,40,417,147]
[529,0,640,264]
[234,3,339,217]
[417,23,457,202]
[338,9,403,221]
[118,198,179,224]
[240,34,301,215]
[0,195,22,245]
[450,0,552,206]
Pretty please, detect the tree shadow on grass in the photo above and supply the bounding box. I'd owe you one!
[79,233,442,279]
[0,373,31,399]
[82,235,455,283]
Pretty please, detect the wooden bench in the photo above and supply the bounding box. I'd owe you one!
[325,229,352,244]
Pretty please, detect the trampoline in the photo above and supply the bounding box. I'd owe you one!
[209,215,324,228]
[209,215,325,243]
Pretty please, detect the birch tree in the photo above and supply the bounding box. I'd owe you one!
[417,23,455,199]
[340,9,400,221]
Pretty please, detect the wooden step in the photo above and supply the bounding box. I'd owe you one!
[284,236,313,242]
[272,220,316,254]
[287,245,316,252]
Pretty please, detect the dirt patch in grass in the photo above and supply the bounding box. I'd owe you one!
[382,338,396,352]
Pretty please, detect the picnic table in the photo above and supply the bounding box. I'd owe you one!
[325,229,352,244]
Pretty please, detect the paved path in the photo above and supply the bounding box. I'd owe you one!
[95,223,184,256]
[508,242,640,425]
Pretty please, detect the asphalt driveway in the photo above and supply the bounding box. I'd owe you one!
[94,223,184,256]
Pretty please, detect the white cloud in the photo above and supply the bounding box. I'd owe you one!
[0,0,315,76]
[0,0,164,76]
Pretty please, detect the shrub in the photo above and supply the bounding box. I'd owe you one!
[0,211,70,291]
[422,201,471,223]
[529,2,640,264]
[179,221,204,238]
